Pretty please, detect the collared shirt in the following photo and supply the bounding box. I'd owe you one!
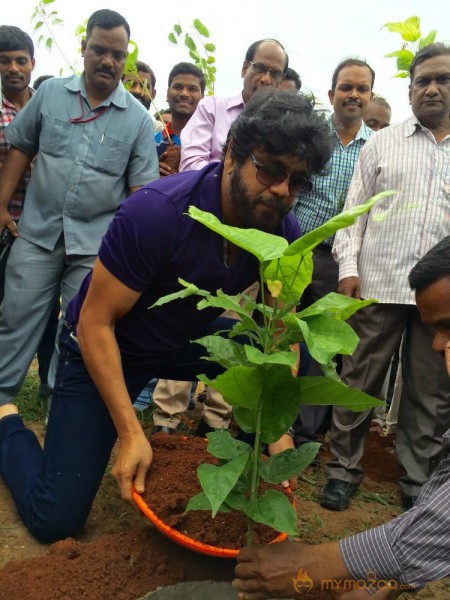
[294,118,373,245]
[66,162,300,355]
[154,121,181,158]
[332,116,450,304]
[179,93,244,171]
[5,74,159,255]
[340,428,450,592]
[0,87,34,220]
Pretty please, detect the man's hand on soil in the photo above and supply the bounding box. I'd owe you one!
[112,431,153,501]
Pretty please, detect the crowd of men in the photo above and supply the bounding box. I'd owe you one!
[0,8,449,598]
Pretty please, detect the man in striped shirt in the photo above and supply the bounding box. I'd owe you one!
[321,43,450,513]
[234,235,450,599]
[292,58,374,447]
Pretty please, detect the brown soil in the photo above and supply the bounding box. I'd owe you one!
[0,407,449,599]
[140,433,287,548]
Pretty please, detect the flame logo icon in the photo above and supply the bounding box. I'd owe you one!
[292,568,313,593]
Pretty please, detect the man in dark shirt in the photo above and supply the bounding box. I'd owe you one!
[0,89,333,544]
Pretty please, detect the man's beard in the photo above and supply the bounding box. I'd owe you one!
[229,168,289,232]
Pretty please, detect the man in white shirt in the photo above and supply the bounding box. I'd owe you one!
[320,42,450,513]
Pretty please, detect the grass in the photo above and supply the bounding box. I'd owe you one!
[15,369,48,423]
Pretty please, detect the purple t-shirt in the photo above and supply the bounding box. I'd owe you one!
[66,162,300,357]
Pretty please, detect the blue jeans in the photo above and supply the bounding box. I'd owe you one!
[0,317,238,543]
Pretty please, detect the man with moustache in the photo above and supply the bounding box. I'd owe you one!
[292,58,375,451]
[323,42,450,512]
[0,9,158,410]
[0,89,332,543]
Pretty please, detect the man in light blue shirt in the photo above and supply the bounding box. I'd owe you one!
[0,9,159,405]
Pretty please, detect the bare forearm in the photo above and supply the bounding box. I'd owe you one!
[0,147,33,213]
[77,320,141,439]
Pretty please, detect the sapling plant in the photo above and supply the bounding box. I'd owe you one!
[152,193,391,545]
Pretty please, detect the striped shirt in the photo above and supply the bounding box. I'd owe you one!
[0,87,33,220]
[340,429,450,591]
[333,116,450,304]
[294,118,373,245]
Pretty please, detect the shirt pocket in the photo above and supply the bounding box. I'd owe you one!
[39,115,72,157]
[92,135,131,176]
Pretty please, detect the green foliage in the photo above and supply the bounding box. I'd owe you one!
[382,16,437,77]
[168,19,216,95]
[150,191,392,541]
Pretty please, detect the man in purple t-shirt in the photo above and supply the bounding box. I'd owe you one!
[0,89,333,543]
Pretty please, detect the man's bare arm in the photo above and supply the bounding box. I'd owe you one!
[0,147,34,233]
[77,258,152,501]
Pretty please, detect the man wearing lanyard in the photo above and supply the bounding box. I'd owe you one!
[0,9,158,408]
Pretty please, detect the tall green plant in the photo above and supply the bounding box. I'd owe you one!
[382,15,437,78]
[152,192,392,542]
[168,19,216,95]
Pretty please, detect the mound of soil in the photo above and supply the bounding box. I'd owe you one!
[140,433,287,548]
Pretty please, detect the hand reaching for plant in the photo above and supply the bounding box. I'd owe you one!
[112,429,153,502]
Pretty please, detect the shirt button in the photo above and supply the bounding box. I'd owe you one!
[83,135,89,141]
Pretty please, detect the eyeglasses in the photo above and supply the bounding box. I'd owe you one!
[247,61,284,82]
[250,154,313,196]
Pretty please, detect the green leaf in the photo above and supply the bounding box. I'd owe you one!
[297,292,377,321]
[295,315,359,363]
[45,38,53,50]
[393,72,409,79]
[188,206,287,262]
[189,49,201,62]
[245,490,297,535]
[195,336,250,369]
[244,345,298,369]
[173,23,182,35]
[260,443,321,483]
[168,32,177,44]
[196,290,254,318]
[43,0,56,4]
[418,30,437,50]
[384,49,415,72]
[382,16,421,42]
[34,20,44,31]
[193,19,210,38]
[124,41,139,74]
[284,191,395,257]
[185,490,212,511]
[206,430,253,460]
[149,278,208,309]
[264,251,313,305]
[206,366,262,411]
[184,33,197,51]
[207,56,216,64]
[197,453,249,516]
[204,43,216,52]
[297,377,383,411]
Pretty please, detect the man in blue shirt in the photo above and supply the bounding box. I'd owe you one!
[0,9,159,407]
[154,62,205,176]
[0,89,332,543]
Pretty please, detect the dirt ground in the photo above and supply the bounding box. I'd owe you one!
[0,400,449,599]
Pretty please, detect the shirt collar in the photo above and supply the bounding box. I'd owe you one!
[0,86,34,114]
[226,92,245,110]
[65,73,128,109]
[329,115,373,142]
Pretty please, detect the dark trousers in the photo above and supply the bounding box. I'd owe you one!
[0,317,239,543]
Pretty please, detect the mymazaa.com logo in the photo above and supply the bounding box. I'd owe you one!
[320,571,411,592]
[292,570,412,594]
[292,569,313,593]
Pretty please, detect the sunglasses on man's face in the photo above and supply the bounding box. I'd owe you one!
[250,154,313,196]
